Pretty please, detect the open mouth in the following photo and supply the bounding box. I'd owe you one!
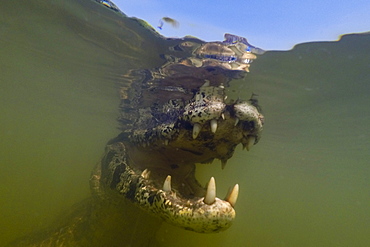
[95,82,263,233]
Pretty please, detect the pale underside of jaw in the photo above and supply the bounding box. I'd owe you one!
[139,168,239,233]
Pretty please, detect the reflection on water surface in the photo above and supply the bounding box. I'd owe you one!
[0,0,369,246]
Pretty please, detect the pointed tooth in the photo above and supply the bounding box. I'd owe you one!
[221,113,225,120]
[210,119,218,133]
[224,95,228,100]
[241,143,246,150]
[246,136,256,151]
[221,159,227,169]
[226,184,239,207]
[204,177,216,205]
[192,123,202,139]
[163,175,172,192]
[164,139,169,146]
[241,138,247,149]
[234,118,240,126]
[141,169,150,179]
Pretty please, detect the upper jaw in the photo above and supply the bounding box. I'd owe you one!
[127,82,263,158]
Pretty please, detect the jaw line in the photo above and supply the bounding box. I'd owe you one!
[99,92,262,233]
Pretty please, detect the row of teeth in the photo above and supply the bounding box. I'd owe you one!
[192,116,243,139]
[162,175,239,208]
[192,118,256,150]
[191,117,227,139]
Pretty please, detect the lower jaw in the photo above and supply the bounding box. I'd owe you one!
[111,145,239,233]
[108,127,244,232]
[133,171,238,233]
[122,137,242,232]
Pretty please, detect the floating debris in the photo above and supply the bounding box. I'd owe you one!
[158,17,180,30]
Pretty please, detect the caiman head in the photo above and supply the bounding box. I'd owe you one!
[90,34,264,233]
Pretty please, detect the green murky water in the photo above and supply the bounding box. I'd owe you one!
[1,0,369,246]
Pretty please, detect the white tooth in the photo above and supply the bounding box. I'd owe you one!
[234,118,240,126]
[226,184,239,207]
[241,143,246,150]
[246,136,256,151]
[141,169,150,179]
[221,113,225,120]
[210,119,218,133]
[224,95,228,100]
[241,137,249,150]
[204,177,216,205]
[163,175,172,192]
[192,123,202,139]
[164,139,169,146]
[221,159,227,169]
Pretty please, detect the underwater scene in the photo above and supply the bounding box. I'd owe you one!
[1,0,369,246]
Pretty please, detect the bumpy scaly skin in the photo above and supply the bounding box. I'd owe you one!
[93,81,264,233]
